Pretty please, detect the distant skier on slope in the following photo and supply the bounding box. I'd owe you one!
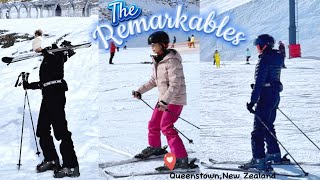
[32,29,44,52]
[123,41,127,50]
[109,41,116,64]
[245,48,251,64]
[278,41,286,68]
[244,34,284,171]
[22,29,80,178]
[133,31,191,171]
[190,35,195,48]
[171,36,176,48]
[214,50,220,68]
[187,37,191,47]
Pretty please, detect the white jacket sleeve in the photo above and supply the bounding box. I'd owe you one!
[32,37,43,51]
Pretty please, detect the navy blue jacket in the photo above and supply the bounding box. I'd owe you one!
[251,48,284,103]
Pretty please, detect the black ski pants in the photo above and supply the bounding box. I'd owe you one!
[109,52,115,64]
[36,90,78,168]
[251,87,281,159]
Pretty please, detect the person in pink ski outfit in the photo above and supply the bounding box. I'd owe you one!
[133,31,189,170]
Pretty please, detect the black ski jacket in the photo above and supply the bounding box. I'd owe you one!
[250,48,284,103]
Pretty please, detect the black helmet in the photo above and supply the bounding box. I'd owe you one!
[253,34,275,48]
[148,31,170,46]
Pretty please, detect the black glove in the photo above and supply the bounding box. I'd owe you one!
[41,47,50,56]
[157,101,168,111]
[246,102,255,114]
[22,81,29,90]
[61,40,72,46]
[250,83,255,90]
[132,91,141,99]
[67,49,76,58]
[23,81,42,90]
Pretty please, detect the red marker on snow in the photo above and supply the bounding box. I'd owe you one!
[164,153,176,170]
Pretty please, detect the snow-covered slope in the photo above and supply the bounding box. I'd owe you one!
[0,16,99,179]
[99,0,199,48]
[201,0,320,62]
[201,0,252,13]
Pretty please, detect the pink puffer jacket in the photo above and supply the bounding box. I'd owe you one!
[137,50,187,105]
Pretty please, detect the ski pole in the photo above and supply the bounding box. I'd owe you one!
[17,90,27,170]
[173,127,193,144]
[14,73,23,87]
[25,73,41,156]
[166,109,200,129]
[139,96,200,129]
[140,98,194,143]
[254,114,308,176]
[137,96,194,144]
[278,107,320,151]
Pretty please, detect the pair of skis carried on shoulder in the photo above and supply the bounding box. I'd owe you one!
[1,42,92,65]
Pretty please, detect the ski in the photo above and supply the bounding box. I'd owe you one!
[141,61,153,64]
[98,154,164,169]
[104,168,199,178]
[103,158,199,178]
[2,42,91,64]
[201,162,306,178]
[98,148,195,168]
[208,158,320,166]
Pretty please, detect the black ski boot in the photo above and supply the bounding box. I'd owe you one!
[36,159,61,173]
[266,152,281,164]
[134,145,168,159]
[53,166,80,178]
[266,153,291,164]
[239,158,273,171]
[155,158,199,171]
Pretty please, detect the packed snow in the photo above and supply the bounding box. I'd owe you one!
[200,58,320,179]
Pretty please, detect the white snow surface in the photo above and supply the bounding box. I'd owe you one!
[201,0,252,14]
[200,0,320,62]
[98,43,200,179]
[0,16,99,179]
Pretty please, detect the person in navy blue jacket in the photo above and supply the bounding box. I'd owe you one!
[242,34,284,171]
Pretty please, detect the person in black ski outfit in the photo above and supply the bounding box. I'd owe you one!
[23,40,80,178]
[278,41,286,68]
[243,34,284,171]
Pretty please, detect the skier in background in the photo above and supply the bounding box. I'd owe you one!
[32,29,43,52]
[123,41,127,50]
[246,48,251,64]
[109,41,116,64]
[244,34,284,171]
[187,37,191,47]
[278,41,286,68]
[190,35,195,48]
[6,10,9,19]
[133,31,192,171]
[214,50,220,68]
[23,29,80,178]
[171,36,176,48]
